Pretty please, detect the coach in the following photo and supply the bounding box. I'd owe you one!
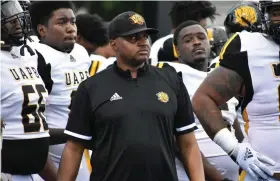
[58,11,204,181]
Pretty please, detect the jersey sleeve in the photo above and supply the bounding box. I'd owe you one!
[174,76,197,136]
[219,33,250,82]
[89,60,102,76]
[36,50,53,94]
[64,81,93,142]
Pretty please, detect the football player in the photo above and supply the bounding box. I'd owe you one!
[156,20,239,181]
[76,14,115,58]
[208,1,264,143]
[150,1,217,65]
[17,0,40,43]
[1,0,56,180]
[75,13,116,77]
[192,0,280,180]
[29,1,92,180]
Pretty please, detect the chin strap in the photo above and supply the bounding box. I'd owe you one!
[241,17,257,31]
[20,44,35,56]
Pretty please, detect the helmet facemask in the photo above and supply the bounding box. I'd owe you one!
[260,1,280,44]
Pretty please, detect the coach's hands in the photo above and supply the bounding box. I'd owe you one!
[232,143,275,180]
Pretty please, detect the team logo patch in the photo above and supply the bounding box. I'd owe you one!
[156,91,169,103]
[234,5,257,27]
[129,14,145,25]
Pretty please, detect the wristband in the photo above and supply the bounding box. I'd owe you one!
[213,128,239,157]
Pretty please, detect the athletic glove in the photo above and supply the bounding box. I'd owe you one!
[232,143,275,180]
[214,128,276,180]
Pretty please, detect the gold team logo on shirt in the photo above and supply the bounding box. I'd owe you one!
[234,5,257,27]
[129,14,145,25]
[156,92,169,103]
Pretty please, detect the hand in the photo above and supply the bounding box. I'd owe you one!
[232,143,276,180]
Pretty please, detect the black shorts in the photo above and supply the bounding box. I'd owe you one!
[2,137,49,175]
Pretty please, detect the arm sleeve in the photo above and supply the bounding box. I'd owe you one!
[64,81,93,142]
[219,33,250,82]
[219,33,254,110]
[174,76,197,136]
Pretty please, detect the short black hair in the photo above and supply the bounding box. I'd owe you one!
[76,14,109,47]
[173,20,206,46]
[169,1,217,28]
[29,1,74,38]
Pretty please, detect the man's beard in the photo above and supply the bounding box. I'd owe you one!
[124,57,146,67]
[180,57,208,71]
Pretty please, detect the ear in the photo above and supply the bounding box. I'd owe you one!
[37,24,47,38]
[109,39,118,52]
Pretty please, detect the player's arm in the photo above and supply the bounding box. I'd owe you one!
[192,34,245,139]
[210,56,245,143]
[192,34,275,180]
[174,75,204,181]
[58,82,93,181]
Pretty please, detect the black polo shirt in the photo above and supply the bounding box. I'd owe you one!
[65,61,197,181]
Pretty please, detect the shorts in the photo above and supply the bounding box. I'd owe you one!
[2,138,49,175]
